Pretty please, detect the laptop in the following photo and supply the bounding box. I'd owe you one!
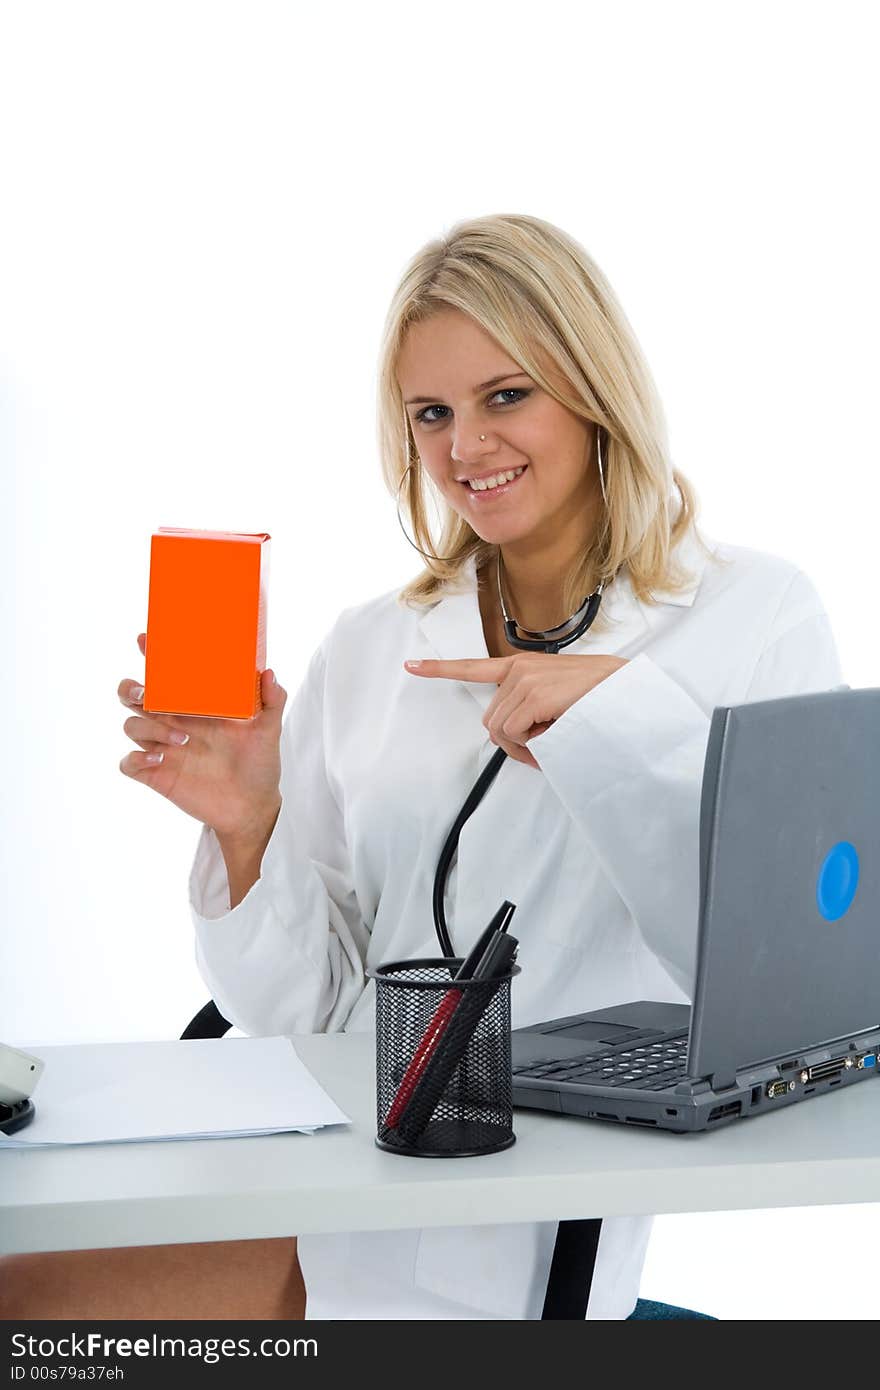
[511,686,880,1132]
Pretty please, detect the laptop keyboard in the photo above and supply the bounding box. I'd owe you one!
[514,1033,690,1090]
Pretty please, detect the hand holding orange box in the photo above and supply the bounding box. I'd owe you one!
[143,528,270,720]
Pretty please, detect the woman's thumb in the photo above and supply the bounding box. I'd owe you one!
[261,669,287,709]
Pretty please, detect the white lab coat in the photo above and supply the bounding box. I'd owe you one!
[188,503,844,1320]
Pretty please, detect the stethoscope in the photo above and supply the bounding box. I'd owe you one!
[429,553,607,1318]
[432,553,605,957]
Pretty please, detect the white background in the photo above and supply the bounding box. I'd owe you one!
[2,1,878,1319]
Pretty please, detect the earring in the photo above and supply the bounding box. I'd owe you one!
[395,461,461,563]
[596,427,608,505]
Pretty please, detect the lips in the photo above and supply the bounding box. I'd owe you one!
[457,465,525,486]
[460,465,528,502]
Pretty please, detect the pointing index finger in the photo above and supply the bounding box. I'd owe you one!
[404,657,513,682]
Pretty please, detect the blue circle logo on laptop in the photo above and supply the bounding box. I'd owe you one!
[816,841,860,921]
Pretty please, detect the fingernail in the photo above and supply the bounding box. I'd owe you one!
[168,731,189,745]
[131,685,144,703]
[145,752,164,764]
[404,660,422,669]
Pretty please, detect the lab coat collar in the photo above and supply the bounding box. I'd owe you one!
[416,486,711,678]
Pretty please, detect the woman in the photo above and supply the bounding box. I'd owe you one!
[1,213,843,1319]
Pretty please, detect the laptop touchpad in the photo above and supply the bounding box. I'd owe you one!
[512,1033,596,1063]
[547,1020,642,1043]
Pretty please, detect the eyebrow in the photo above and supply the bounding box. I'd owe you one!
[404,372,531,406]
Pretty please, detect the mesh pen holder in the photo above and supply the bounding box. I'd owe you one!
[369,958,520,1158]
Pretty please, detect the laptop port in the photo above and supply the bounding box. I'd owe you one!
[806,1057,852,1082]
[766,1080,795,1098]
[857,1054,877,1070]
[708,1101,742,1122]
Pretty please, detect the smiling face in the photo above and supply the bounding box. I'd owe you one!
[397,308,600,555]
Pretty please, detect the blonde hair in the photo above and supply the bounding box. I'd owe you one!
[376,212,714,634]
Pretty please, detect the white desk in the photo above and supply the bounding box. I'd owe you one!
[3,1033,880,1255]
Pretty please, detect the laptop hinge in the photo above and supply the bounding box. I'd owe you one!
[710,1070,738,1092]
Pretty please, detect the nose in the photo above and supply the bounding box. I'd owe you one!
[450,424,493,466]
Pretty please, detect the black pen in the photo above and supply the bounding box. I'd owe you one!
[467,928,518,985]
[452,900,517,981]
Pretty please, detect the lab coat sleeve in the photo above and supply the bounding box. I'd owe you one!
[530,568,844,997]
[187,640,369,1036]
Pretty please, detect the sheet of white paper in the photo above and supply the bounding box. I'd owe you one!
[0,1037,349,1147]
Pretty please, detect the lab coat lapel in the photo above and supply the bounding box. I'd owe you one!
[416,555,496,714]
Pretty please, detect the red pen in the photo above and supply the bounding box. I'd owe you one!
[383,987,463,1129]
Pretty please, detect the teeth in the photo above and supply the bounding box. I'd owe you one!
[467,467,524,491]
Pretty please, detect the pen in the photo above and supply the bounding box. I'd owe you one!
[394,931,519,1146]
[452,900,516,981]
[380,902,517,1137]
[381,988,461,1130]
[466,929,519,986]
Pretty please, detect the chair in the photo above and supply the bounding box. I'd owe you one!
[180,999,231,1040]
[628,1299,717,1319]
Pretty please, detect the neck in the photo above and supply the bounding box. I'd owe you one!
[497,510,601,632]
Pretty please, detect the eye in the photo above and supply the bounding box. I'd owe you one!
[414,387,530,426]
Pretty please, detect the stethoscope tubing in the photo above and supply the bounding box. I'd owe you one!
[431,587,604,957]
[432,745,509,957]
[426,582,606,1320]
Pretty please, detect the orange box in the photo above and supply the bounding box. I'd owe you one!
[143,528,270,719]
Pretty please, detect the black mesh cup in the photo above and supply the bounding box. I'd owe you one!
[368,958,520,1158]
